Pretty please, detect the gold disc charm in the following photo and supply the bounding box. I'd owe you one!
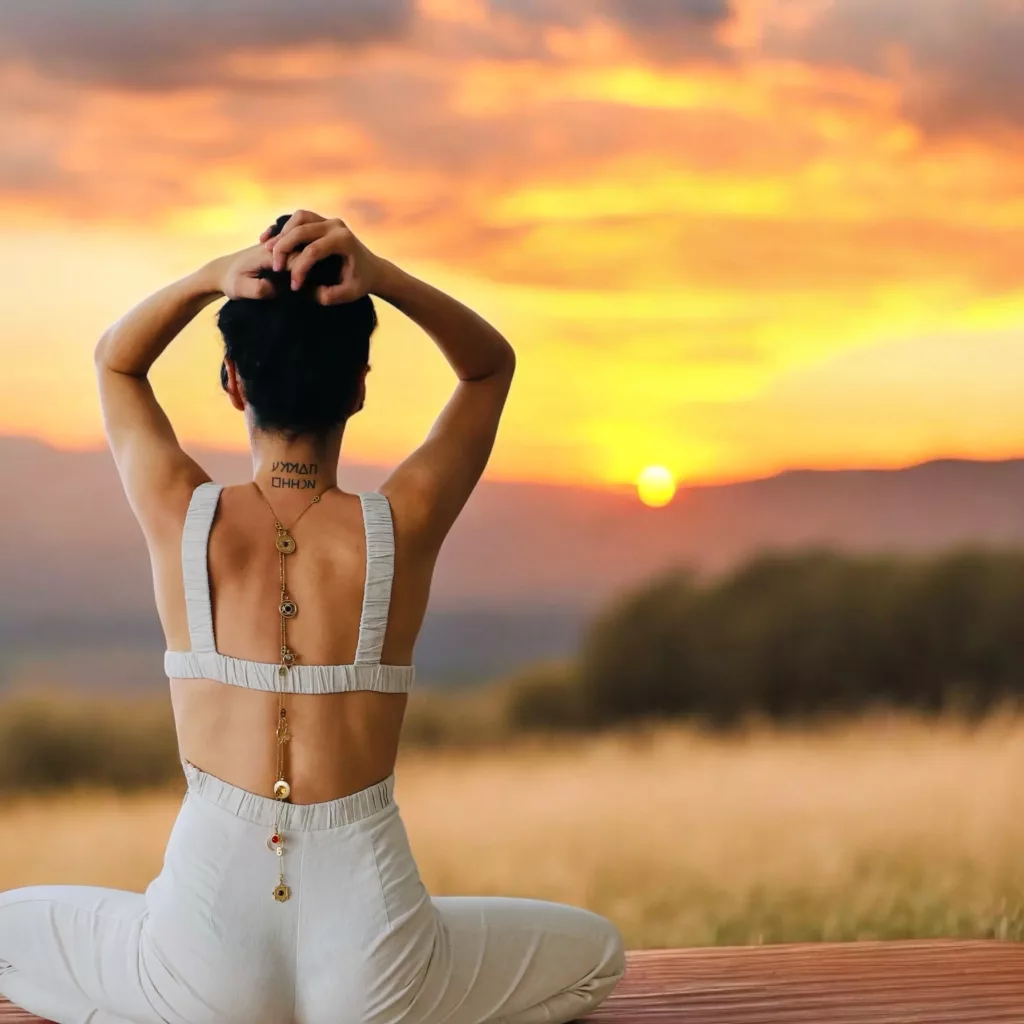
[273,883,291,903]
[280,599,298,618]
[276,532,296,555]
[273,779,291,801]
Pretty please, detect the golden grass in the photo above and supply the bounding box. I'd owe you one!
[4,714,1024,948]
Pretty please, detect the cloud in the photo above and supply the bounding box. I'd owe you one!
[488,0,733,58]
[492,0,731,25]
[776,0,1024,134]
[0,70,84,198]
[0,0,413,89]
[606,0,732,30]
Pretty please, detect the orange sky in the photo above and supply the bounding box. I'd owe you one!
[3,0,1024,487]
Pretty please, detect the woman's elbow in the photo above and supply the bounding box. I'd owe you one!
[499,338,516,378]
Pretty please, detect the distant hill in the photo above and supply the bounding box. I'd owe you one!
[4,435,1024,689]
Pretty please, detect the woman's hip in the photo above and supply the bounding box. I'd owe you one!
[146,764,413,961]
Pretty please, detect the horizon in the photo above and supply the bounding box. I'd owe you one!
[6,430,1024,496]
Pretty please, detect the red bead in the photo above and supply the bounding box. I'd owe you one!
[271,834,280,843]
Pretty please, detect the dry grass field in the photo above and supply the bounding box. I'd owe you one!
[3,715,1024,948]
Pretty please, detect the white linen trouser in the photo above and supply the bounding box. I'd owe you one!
[0,763,625,1024]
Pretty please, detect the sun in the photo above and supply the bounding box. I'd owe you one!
[636,466,677,508]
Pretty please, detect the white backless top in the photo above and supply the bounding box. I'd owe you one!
[164,481,416,694]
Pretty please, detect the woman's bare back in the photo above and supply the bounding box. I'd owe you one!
[158,483,432,803]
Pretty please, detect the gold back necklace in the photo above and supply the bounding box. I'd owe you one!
[252,479,335,903]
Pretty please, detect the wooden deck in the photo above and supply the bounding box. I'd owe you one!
[2,941,1023,1023]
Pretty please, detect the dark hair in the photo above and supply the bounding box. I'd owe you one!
[217,214,377,441]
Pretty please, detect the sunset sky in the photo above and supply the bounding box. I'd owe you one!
[3,0,1024,488]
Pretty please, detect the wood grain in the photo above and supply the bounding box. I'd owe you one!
[3,942,1023,1024]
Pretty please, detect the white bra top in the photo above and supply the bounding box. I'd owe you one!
[164,481,416,695]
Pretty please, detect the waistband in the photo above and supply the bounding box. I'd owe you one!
[181,758,395,831]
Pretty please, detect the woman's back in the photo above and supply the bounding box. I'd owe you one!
[161,481,431,804]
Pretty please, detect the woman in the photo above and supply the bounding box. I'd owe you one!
[0,211,625,1024]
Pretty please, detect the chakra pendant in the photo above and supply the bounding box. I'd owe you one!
[280,646,295,664]
[273,883,291,903]
[273,779,291,801]
[267,831,284,852]
[280,599,298,618]
[276,532,296,555]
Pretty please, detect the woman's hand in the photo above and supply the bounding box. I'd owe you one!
[214,244,276,300]
[261,210,383,305]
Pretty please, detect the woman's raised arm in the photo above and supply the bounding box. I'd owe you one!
[93,245,272,534]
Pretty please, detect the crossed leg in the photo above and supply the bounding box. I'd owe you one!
[411,896,626,1024]
[0,885,159,1024]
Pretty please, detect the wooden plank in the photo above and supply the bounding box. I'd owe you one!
[3,941,1023,1024]
[587,942,1024,1024]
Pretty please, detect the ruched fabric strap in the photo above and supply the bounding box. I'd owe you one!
[181,481,223,654]
[354,492,395,665]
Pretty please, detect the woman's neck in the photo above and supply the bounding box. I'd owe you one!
[250,434,341,498]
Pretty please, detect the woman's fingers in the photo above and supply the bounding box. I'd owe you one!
[270,221,329,271]
[253,213,356,290]
[288,236,338,290]
[235,275,275,300]
[316,256,364,304]
[316,282,359,305]
[264,209,325,250]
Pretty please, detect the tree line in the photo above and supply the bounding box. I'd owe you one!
[511,547,1024,729]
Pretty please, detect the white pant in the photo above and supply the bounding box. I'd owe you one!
[0,762,625,1024]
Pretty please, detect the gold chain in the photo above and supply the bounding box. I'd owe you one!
[252,480,334,903]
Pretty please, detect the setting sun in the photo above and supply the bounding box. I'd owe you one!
[637,466,677,508]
